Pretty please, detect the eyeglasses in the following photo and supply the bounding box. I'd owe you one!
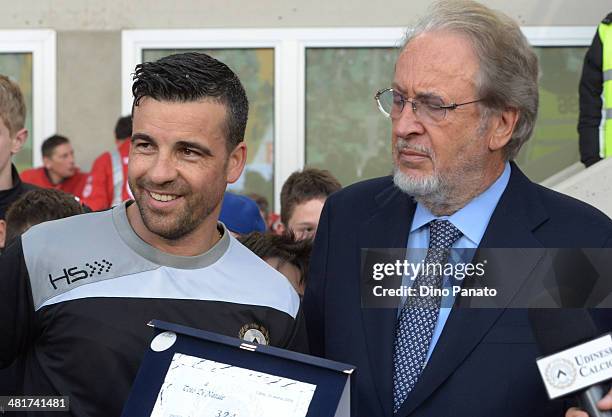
[374,88,482,123]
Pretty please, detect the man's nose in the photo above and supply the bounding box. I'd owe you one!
[392,101,425,138]
[148,152,178,184]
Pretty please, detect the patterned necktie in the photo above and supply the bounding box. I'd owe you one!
[392,220,463,413]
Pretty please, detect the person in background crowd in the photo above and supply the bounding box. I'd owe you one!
[0,74,34,258]
[0,188,84,397]
[0,52,306,417]
[219,192,266,236]
[239,231,312,296]
[276,167,342,240]
[578,12,612,167]
[81,115,132,210]
[2,188,84,249]
[304,1,612,417]
[247,192,270,230]
[20,134,89,200]
[0,73,35,397]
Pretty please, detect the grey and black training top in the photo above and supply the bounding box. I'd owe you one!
[0,202,307,417]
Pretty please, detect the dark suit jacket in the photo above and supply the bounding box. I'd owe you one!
[304,163,612,417]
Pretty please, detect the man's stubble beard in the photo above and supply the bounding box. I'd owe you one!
[129,176,223,241]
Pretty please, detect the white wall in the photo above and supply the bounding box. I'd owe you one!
[0,0,610,29]
[552,159,612,219]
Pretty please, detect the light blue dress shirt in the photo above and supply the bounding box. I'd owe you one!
[399,162,511,363]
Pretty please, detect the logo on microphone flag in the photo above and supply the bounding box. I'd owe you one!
[545,358,577,389]
[536,334,612,399]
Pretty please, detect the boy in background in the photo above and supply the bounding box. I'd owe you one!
[276,168,341,240]
[0,74,34,251]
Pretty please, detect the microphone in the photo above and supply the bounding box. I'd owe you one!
[529,309,612,417]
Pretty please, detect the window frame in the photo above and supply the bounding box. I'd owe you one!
[0,30,56,167]
[122,26,595,211]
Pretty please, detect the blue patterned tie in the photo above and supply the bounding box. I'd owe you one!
[392,220,462,413]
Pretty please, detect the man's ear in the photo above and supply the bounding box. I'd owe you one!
[43,156,52,170]
[273,222,286,236]
[226,142,247,184]
[10,128,28,155]
[0,220,6,250]
[487,108,519,152]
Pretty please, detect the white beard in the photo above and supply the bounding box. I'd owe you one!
[392,138,449,201]
[392,165,440,196]
[391,137,485,214]
[392,165,452,209]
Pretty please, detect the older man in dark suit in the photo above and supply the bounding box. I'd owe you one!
[303,1,612,417]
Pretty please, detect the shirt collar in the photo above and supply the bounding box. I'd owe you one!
[112,201,231,269]
[0,164,24,195]
[0,164,30,219]
[10,164,22,189]
[410,162,511,246]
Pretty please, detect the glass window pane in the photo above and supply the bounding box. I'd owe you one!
[0,53,33,171]
[305,47,396,186]
[142,48,275,206]
[306,46,587,186]
[514,46,587,181]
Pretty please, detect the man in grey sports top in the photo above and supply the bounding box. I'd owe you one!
[0,52,306,417]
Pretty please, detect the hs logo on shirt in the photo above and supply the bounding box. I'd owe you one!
[48,259,113,289]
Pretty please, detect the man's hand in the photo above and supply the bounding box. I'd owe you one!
[566,391,612,416]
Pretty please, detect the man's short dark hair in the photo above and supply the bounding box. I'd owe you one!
[114,115,132,141]
[41,135,70,158]
[280,168,342,225]
[239,232,312,287]
[5,189,84,246]
[131,52,249,152]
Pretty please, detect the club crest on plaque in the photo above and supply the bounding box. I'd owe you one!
[239,323,270,345]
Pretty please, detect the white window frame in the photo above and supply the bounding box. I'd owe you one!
[0,30,56,167]
[122,26,595,211]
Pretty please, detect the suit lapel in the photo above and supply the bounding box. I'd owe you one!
[359,183,416,417]
[398,163,550,416]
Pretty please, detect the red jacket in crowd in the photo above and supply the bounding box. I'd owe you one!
[81,139,131,211]
[20,167,89,201]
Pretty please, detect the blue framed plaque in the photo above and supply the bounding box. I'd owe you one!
[121,320,355,417]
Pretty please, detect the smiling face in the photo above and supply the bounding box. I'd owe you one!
[128,97,245,249]
[391,31,505,213]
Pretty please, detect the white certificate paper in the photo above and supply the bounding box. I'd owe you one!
[149,353,317,417]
